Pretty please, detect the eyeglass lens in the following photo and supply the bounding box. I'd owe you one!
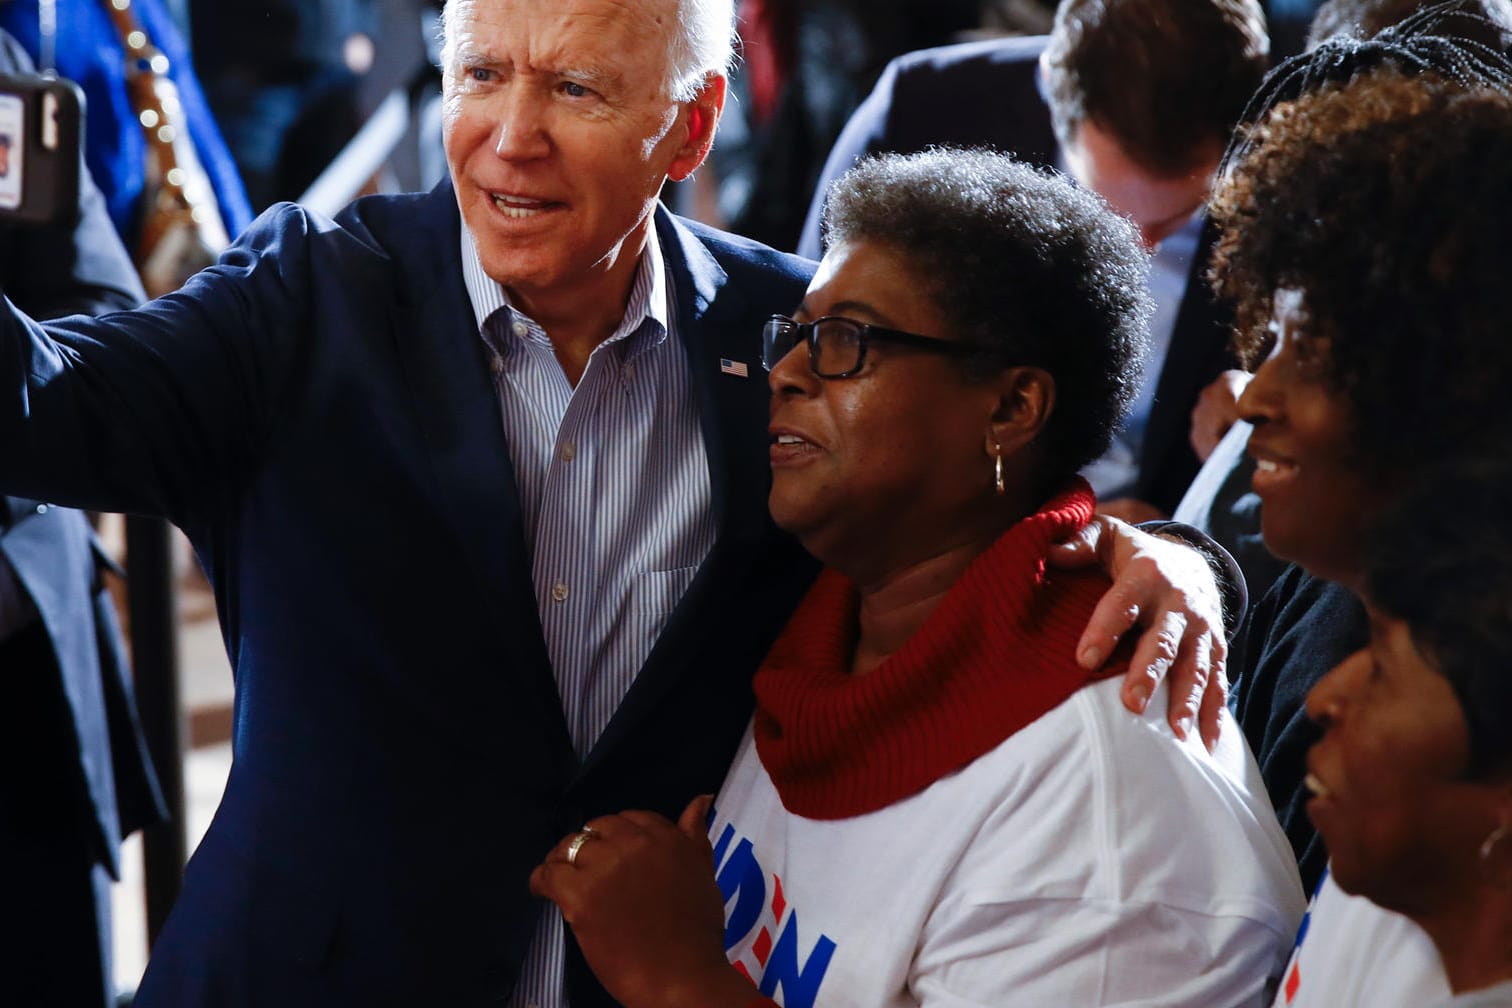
[762,317,865,377]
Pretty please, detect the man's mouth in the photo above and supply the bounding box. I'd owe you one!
[490,194,557,218]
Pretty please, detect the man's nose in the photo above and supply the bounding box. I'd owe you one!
[493,88,551,161]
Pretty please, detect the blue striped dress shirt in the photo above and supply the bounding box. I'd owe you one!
[460,225,716,1008]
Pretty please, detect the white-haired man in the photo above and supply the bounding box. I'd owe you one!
[0,0,1232,1004]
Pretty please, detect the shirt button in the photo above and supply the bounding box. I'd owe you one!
[511,318,529,339]
[623,364,636,379]
[35,504,48,514]
[489,355,504,376]
[551,583,569,602]
[560,441,576,462]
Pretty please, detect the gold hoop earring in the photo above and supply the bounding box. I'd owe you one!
[1481,820,1512,889]
[1481,822,1509,863]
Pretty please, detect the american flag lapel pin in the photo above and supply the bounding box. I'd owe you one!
[719,358,750,378]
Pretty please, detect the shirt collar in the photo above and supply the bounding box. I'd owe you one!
[459,216,670,353]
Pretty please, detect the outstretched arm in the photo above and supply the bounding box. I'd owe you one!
[1049,517,1245,750]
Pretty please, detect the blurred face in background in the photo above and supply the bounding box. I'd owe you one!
[1063,120,1219,250]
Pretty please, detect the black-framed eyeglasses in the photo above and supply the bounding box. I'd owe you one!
[761,314,981,379]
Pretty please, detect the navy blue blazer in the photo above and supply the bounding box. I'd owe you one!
[797,36,1235,515]
[0,180,819,1006]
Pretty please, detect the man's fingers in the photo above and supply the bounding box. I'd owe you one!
[1119,661,1160,716]
[1078,583,1140,670]
[1126,609,1185,703]
[1165,628,1210,742]
[1198,647,1231,752]
[1048,518,1103,569]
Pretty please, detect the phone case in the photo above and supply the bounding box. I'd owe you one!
[0,71,82,226]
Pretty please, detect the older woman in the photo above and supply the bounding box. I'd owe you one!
[1287,459,1512,1007]
[530,148,1303,1008]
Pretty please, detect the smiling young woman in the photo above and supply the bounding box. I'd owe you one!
[1197,20,1512,1007]
[1206,30,1512,897]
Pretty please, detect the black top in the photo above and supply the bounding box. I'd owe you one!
[1231,563,1366,893]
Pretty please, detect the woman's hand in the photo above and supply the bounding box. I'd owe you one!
[1049,516,1231,750]
[529,796,757,1008]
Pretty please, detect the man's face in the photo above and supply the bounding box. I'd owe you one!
[1063,120,1220,249]
[441,0,721,312]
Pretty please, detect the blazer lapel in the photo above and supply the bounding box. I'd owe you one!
[385,182,575,767]
[577,209,800,779]
[667,211,776,550]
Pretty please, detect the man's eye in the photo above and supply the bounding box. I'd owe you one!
[467,67,494,83]
[561,81,592,98]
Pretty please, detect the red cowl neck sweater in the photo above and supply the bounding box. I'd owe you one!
[752,480,1128,820]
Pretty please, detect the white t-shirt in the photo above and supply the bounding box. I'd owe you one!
[1271,871,1450,1007]
[711,678,1306,1007]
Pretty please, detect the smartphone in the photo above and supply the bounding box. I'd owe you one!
[0,71,82,226]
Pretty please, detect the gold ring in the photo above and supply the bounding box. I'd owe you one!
[564,828,597,866]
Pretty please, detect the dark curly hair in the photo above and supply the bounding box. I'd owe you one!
[1042,0,1270,176]
[820,147,1152,492]
[1366,454,1512,776]
[1208,54,1512,479]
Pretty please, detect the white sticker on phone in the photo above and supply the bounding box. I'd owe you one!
[0,93,23,210]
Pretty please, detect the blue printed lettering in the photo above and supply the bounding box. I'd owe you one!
[712,819,735,868]
[758,915,837,1008]
[715,837,766,951]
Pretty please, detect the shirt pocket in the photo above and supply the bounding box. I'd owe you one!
[630,565,700,616]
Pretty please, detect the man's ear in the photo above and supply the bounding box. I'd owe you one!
[667,74,727,182]
[984,366,1055,459]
